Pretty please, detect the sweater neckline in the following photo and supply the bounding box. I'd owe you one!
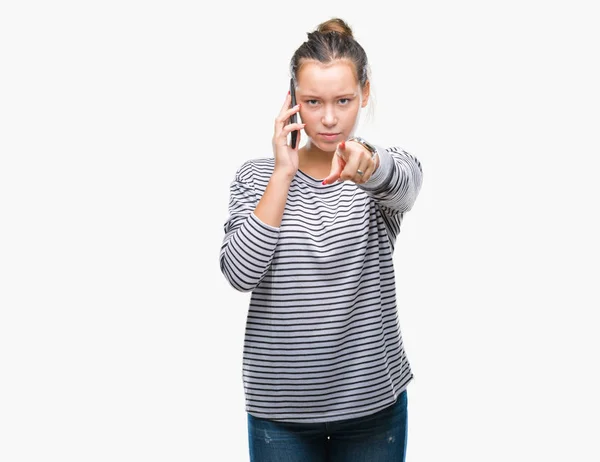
[295,169,342,189]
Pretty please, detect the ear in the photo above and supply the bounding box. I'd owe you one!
[361,80,370,108]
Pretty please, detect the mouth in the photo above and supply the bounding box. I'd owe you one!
[319,133,341,141]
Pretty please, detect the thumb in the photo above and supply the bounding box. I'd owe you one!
[322,141,346,185]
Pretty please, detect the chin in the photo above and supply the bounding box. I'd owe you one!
[308,137,340,153]
[316,142,336,153]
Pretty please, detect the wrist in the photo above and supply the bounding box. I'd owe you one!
[271,168,295,184]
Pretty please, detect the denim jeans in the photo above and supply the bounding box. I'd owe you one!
[247,390,408,462]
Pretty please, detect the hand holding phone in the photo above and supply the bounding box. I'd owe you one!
[289,78,299,149]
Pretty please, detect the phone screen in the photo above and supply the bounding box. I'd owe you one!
[289,78,298,149]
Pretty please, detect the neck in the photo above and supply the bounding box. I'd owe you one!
[299,139,335,169]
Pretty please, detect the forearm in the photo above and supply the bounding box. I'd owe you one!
[253,171,294,228]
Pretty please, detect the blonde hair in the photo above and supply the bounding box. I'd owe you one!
[289,17,370,88]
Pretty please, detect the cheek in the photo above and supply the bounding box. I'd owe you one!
[341,108,360,132]
[299,109,316,121]
[344,106,360,122]
[299,111,318,133]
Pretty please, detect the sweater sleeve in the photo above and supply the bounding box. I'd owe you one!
[219,166,280,292]
[358,146,423,249]
[359,146,423,213]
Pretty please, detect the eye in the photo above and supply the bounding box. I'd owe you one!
[306,99,319,106]
[339,98,351,105]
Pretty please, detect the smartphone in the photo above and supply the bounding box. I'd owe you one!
[289,78,299,149]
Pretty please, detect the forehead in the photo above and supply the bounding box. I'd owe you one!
[296,60,358,95]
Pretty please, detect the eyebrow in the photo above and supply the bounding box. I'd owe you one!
[300,93,357,99]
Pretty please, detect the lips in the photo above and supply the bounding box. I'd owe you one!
[319,133,341,141]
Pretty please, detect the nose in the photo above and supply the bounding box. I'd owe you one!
[321,105,338,127]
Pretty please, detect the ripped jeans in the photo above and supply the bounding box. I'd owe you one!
[247,390,408,462]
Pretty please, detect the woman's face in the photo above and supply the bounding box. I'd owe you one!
[296,59,369,153]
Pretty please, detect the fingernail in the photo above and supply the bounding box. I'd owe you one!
[322,180,327,185]
[340,141,345,149]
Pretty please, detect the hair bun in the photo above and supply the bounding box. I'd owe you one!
[316,17,354,39]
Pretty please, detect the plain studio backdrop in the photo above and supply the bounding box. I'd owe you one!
[1,1,598,461]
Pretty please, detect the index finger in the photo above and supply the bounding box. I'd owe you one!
[279,91,292,115]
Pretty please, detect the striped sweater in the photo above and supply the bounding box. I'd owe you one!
[219,145,423,423]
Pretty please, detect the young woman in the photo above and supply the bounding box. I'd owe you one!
[219,17,423,462]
